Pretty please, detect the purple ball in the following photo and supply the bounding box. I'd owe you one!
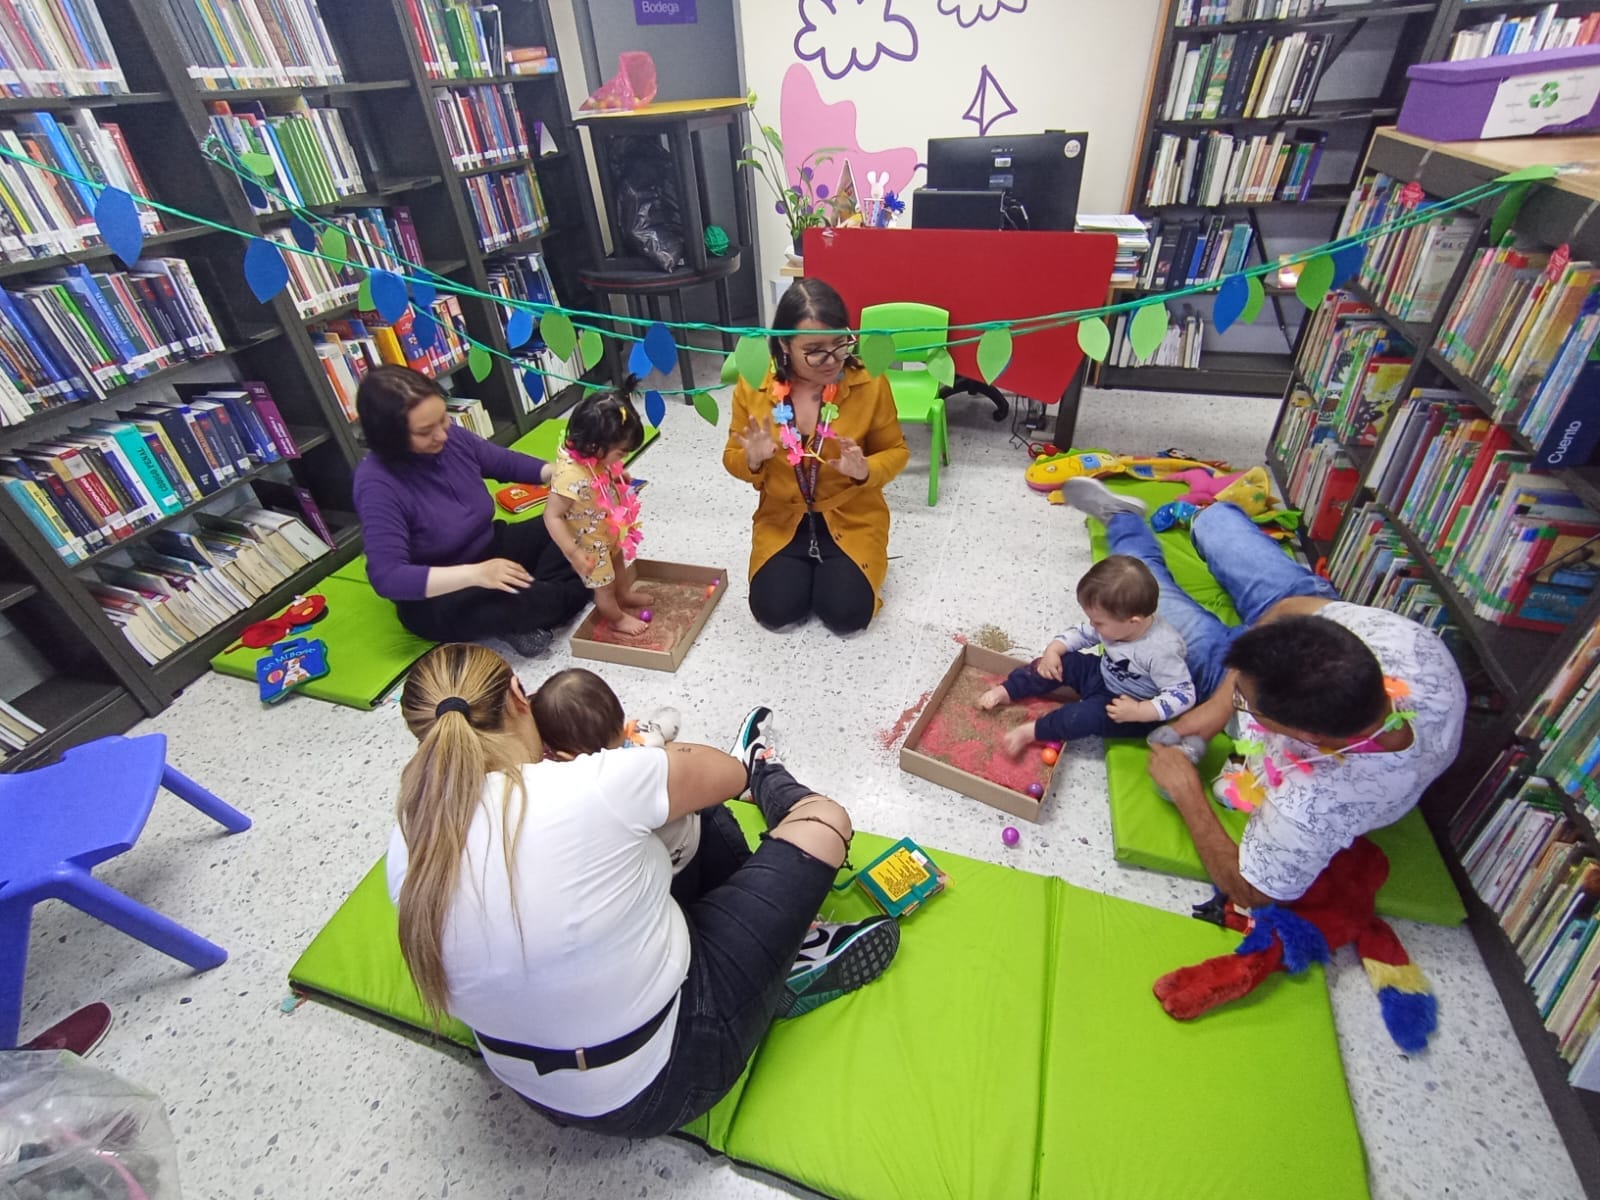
[1026,781,1044,799]
[1001,826,1020,847]
[639,609,653,623]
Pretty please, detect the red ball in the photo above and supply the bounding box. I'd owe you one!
[1041,747,1059,766]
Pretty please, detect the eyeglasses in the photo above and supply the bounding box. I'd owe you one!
[1231,686,1257,717]
[799,337,858,368]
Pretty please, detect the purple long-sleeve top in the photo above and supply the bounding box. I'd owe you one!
[353,428,549,601]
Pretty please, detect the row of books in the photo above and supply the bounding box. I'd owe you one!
[1437,241,1598,429]
[1145,129,1327,207]
[405,0,500,82]
[0,259,227,426]
[1296,290,1411,446]
[1174,0,1325,25]
[1139,215,1256,290]
[434,84,531,171]
[270,207,421,320]
[1447,8,1600,60]
[444,394,492,437]
[463,166,547,253]
[1325,505,1458,641]
[1280,437,1358,543]
[1373,390,1599,633]
[1162,32,1332,122]
[0,111,164,263]
[1455,764,1600,1090]
[159,0,344,90]
[1519,625,1600,817]
[0,0,128,98]
[0,382,303,564]
[1107,307,1205,369]
[88,505,331,664]
[206,100,366,212]
[0,694,44,757]
[1075,214,1152,285]
[1335,176,1476,324]
[312,293,470,421]
[485,252,583,410]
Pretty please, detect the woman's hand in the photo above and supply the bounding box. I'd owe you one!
[540,461,554,485]
[474,558,532,593]
[735,416,777,471]
[834,437,869,482]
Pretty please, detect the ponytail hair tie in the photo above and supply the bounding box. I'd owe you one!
[435,696,472,720]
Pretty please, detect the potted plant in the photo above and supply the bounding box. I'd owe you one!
[739,99,842,255]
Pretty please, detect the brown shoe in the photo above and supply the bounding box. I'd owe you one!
[23,1002,112,1056]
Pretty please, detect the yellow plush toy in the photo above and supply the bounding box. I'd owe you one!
[1024,452,1225,496]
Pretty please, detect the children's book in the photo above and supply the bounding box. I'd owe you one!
[854,838,948,918]
[257,637,330,704]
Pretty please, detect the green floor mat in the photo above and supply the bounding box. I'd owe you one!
[290,804,1368,1199]
[208,574,435,708]
[1084,474,1466,925]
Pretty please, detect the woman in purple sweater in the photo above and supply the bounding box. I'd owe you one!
[353,366,589,657]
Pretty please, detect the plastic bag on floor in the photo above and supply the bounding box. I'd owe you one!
[581,50,658,112]
[613,135,685,272]
[1,1051,180,1199]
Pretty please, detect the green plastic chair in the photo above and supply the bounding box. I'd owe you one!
[861,301,951,506]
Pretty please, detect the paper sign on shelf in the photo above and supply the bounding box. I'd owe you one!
[1481,66,1600,139]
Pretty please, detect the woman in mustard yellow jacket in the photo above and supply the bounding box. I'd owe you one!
[721,279,909,633]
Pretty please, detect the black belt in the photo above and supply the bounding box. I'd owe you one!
[473,993,678,1075]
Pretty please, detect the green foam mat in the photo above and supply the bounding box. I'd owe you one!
[1085,474,1466,925]
[208,574,435,708]
[289,804,1368,1199]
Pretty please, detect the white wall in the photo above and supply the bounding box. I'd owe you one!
[736,0,1167,283]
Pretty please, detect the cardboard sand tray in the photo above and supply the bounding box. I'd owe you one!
[289,803,1370,1200]
[569,560,726,672]
[900,644,1066,823]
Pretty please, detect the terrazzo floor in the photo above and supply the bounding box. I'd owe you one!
[13,386,1585,1199]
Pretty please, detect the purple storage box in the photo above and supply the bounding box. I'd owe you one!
[1399,45,1600,141]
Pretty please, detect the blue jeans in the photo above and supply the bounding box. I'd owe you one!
[1103,503,1340,700]
[1002,653,1164,743]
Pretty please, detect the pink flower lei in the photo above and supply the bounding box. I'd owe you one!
[569,449,643,562]
[769,379,841,466]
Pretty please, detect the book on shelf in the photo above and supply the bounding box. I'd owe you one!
[0,0,129,98]
[159,0,344,90]
[444,394,493,437]
[1076,214,1151,283]
[434,83,531,171]
[1520,624,1600,751]
[273,207,423,320]
[1145,128,1326,208]
[1162,31,1331,121]
[1137,216,1254,289]
[0,691,44,754]
[1449,10,1600,61]
[206,99,367,212]
[1334,176,1478,324]
[1292,290,1412,447]
[250,477,337,548]
[461,165,548,252]
[311,292,469,419]
[1327,505,1461,644]
[1174,0,1324,27]
[404,0,518,82]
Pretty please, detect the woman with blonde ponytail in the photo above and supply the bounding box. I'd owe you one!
[387,645,900,1136]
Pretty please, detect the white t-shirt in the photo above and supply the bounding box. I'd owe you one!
[1235,602,1466,902]
[386,746,688,1117]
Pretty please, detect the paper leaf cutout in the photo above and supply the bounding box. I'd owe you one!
[692,392,720,425]
[1129,302,1168,362]
[242,179,268,210]
[243,239,289,303]
[720,352,741,385]
[927,346,956,387]
[93,187,143,267]
[1295,254,1335,310]
[1077,317,1111,362]
[1240,276,1266,325]
[976,327,1012,384]
[579,329,603,371]
[734,335,770,388]
[1494,164,1558,183]
[860,332,897,377]
[628,339,654,378]
[411,281,437,310]
[412,311,437,351]
[644,389,666,426]
[369,270,408,322]
[506,309,534,350]
[240,151,275,178]
[522,369,545,407]
[468,345,492,382]
[289,216,316,252]
[1213,275,1248,335]
[540,311,576,360]
[357,275,375,312]
[1491,181,1533,246]
[644,322,678,375]
[318,226,347,263]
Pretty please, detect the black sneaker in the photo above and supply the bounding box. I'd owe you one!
[778,917,900,1019]
[729,705,775,800]
[504,628,554,658]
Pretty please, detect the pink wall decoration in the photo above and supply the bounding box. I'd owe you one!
[779,63,921,198]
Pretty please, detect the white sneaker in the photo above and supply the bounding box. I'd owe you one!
[1061,477,1149,523]
[729,705,776,799]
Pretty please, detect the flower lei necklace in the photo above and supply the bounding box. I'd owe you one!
[569,450,643,562]
[1218,678,1419,814]
[770,379,840,466]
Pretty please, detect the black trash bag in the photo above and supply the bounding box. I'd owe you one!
[612,135,685,272]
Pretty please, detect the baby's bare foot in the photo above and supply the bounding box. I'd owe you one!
[978,685,1009,710]
[613,614,650,636]
[1002,725,1033,758]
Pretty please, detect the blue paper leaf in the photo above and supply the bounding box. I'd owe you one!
[242,179,268,210]
[644,389,666,427]
[522,368,545,407]
[94,187,144,267]
[413,310,437,351]
[628,339,654,379]
[411,281,437,310]
[643,322,678,375]
[289,216,316,252]
[1330,245,1365,287]
[243,238,289,303]
[1213,274,1249,335]
[506,309,534,349]
[369,270,408,322]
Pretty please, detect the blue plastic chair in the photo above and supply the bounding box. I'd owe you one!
[0,734,250,1048]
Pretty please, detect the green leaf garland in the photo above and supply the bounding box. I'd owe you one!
[1076,317,1111,363]
[976,327,1012,384]
[1129,302,1168,362]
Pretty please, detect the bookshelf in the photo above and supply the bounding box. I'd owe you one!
[1268,127,1600,1191]
[1108,0,1452,394]
[1421,0,1600,63]
[0,0,601,771]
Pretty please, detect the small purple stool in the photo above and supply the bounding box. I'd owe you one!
[0,734,250,1048]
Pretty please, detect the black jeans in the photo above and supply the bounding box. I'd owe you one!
[1003,654,1165,743]
[394,519,590,642]
[522,759,836,1137]
[748,514,875,634]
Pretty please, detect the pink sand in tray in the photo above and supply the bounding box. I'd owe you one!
[585,580,714,652]
[913,666,1061,794]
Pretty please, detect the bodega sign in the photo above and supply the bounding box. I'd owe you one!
[635,0,697,23]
